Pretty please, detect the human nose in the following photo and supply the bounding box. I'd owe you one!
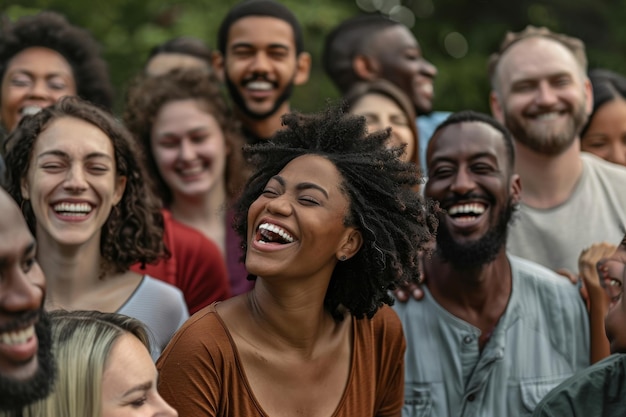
[265,194,293,217]
[535,81,558,106]
[609,143,626,167]
[27,79,51,100]
[0,266,44,313]
[178,138,195,161]
[449,168,475,195]
[154,392,178,417]
[63,164,88,191]
[420,59,437,78]
[250,52,271,73]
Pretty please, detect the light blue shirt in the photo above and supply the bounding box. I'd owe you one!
[394,255,590,417]
[417,111,451,170]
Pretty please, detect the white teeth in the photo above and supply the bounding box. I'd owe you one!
[178,165,204,176]
[21,106,43,116]
[53,202,92,215]
[258,222,295,243]
[448,203,485,216]
[246,81,273,91]
[0,325,35,345]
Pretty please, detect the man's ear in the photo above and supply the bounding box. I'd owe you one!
[294,52,312,86]
[337,228,363,261]
[490,90,505,123]
[211,51,225,83]
[352,55,380,81]
[583,76,593,116]
[510,173,522,206]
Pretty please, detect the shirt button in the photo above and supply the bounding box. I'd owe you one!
[468,393,476,402]
[463,335,473,344]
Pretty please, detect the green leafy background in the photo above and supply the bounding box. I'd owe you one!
[4,0,625,115]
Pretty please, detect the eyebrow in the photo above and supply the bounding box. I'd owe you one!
[37,150,113,161]
[270,175,329,198]
[122,381,152,397]
[9,69,71,78]
[230,42,290,51]
[0,240,36,269]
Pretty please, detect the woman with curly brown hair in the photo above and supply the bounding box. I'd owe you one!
[124,68,251,296]
[157,105,436,417]
[3,96,188,360]
[0,11,113,134]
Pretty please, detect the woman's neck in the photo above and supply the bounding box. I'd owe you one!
[169,180,228,254]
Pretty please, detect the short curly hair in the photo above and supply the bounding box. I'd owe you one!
[234,105,437,320]
[123,68,247,204]
[4,96,165,274]
[0,11,113,111]
[488,25,587,91]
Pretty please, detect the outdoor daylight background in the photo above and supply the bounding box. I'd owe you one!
[3,0,625,115]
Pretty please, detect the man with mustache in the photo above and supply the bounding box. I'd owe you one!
[394,111,590,417]
[212,0,311,144]
[489,26,626,276]
[0,188,54,413]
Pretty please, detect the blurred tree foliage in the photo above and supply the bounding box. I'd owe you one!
[3,0,625,116]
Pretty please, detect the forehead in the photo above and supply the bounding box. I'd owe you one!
[0,197,34,256]
[428,121,507,164]
[34,116,114,155]
[496,37,582,85]
[352,93,401,112]
[6,46,73,74]
[280,154,341,180]
[227,16,296,49]
[371,25,419,53]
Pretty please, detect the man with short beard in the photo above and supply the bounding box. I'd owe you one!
[394,111,589,417]
[212,0,311,144]
[0,189,54,414]
[489,26,626,275]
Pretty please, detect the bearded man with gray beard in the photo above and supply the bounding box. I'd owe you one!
[394,111,590,417]
[488,26,626,276]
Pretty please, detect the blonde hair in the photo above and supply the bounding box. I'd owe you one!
[23,311,150,417]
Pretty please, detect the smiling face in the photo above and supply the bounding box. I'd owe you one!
[246,154,361,281]
[0,192,53,411]
[350,92,416,163]
[216,16,310,120]
[490,37,591,156]
[21,116,126,249]
[101,333,177,417]
[369,25,437,115]
[581,98,626,166]
[425,121,520,268]
[150,99,227,201]
[1,47,76,132]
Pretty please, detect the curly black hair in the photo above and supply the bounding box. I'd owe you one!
[0,11,113,111]
[123,68,248,204]
[4,96,165,274]
[233,105,437,320]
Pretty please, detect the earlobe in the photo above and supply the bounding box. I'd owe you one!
[211,51,225,83]
[337,229,363,261]
[510,174,522,205]
[583,77,593,116]
[353,55,379,81]
[294,52,312,86]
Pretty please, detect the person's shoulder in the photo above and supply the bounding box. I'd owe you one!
[533,354,626,416]
[366,304,404,341]
[141,275,187,301]
[582,152,626,178]
[509,255,574,289]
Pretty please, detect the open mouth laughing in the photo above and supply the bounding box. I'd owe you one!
[255,222,295,245]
